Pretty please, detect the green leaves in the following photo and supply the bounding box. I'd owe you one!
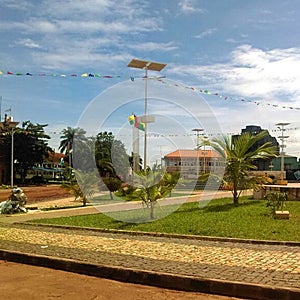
[265,191,288,216]
[132,168,180,219]
[210,131,277,204]
[12,121,53,183]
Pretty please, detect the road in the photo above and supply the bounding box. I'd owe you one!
[0,261,245,300]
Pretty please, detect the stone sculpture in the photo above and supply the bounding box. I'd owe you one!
[0,187,27,214]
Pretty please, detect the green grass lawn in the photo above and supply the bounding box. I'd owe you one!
[31,197,300,242]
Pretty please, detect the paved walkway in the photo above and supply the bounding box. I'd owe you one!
[0,222,300,290]
[0,191,299,299]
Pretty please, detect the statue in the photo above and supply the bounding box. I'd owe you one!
[0,187,27,214]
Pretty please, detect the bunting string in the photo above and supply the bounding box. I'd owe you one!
[153,78,300,111]
[2,68,300,111]
[0,69,124,78]
[47,129,300,138]
[0,69,162,81]
[114,132,300,142]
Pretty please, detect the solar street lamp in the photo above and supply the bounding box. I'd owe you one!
[128,59,167,170]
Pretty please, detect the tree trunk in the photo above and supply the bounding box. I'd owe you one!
[150,202,155,219]
[20,168,27,184]
[83,196,87,206]
[233,189,239,205]
[233,177,239,205]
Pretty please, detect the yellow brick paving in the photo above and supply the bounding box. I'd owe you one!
[1,226,300,278]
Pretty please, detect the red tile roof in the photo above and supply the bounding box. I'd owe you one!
[164,149,221,158]
[46,152,65,163]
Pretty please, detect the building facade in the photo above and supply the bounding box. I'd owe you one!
[163,149,223,180]
[270,155,300,181]
[234,125,279,171]
[29,152,66,181]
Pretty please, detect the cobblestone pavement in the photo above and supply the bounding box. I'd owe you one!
[0,223,299,291]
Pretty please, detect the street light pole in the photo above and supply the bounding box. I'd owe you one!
[144,65,149,171]
[275,122,290,184]
[8,119,19,187]
[11,125,15,187]
[192,128,203,178]
[128,59,167,170]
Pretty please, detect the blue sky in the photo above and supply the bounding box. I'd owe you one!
[1,0,300,162]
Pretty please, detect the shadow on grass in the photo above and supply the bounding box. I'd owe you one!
[110,218,151,230]
[170,198,261,215]
[201,199,261,213]
[107,210,155,228]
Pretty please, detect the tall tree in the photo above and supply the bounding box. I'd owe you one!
[72,136,97,172]
[210,131,277,205]
[12,121,53,183]
[95,131,129,179]
[59,127,87,167]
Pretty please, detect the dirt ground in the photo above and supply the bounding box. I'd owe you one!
[0,185,72,204]
[0,261,244,300]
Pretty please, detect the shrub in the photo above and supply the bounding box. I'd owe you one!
[265,191,288,216]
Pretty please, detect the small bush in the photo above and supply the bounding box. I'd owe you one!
[265,191,288,216]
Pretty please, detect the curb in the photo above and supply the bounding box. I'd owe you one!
[18,222,300,247]
[0,249,299,300]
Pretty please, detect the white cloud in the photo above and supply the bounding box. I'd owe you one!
[0,0,164,70]
[168,45,300,101]
[16,38,42,49]
[0,20,57,33]
[0,0,162,37]
[0,18,161,35]
[40,0,112,18]
[128,42,178,52]
[33,51,131,70]
[0,0,34,11]
[178,0,205,14]
[194,28,217,39]
[166,44,300,155]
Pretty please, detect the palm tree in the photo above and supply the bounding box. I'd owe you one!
[133,167,180,219]
[61,169,99,206]
[59,127,87,167]
[210,131,278,205]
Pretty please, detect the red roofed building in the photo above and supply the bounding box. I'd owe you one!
[163,149,224,180]
[28,152,66,182]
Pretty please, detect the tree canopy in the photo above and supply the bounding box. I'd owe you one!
[94,131,129,179]
[210,131,278,205]
[12,121,53,183]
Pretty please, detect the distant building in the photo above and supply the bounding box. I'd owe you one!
[234,125,279,171]
[30,152,66,181]
[270,155,300,181]
[163,149,223,180]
